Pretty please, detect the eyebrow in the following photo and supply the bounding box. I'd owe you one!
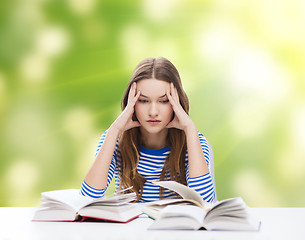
[140,94,167,98]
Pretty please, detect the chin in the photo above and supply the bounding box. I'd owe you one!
[140,125,166,134]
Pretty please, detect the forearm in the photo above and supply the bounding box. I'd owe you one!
[84,126,121,189]
[185,127,216,203]
[185,124,209,177]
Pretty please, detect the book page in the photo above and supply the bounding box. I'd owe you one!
[207,197,246,216]
[151,181,205,207]
[88,192,136,206]
[42,189,136,212]
[159,205,206,224]
[42,189,96,212]
[148,205,206,230]
[143,199,204,220]
[203,197,261,231]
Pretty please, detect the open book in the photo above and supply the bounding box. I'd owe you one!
[33,189,142,223]
[143,181,261,231]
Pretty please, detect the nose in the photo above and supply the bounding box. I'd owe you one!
[149,102,159,118]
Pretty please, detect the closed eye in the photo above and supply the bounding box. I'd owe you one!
[160,99,169,103]
[138,99,148,103]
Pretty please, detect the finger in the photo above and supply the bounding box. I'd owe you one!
[128,82,136,101]
[169,83,175,102]
[171,83,179,103]
[173,83,179,102]
[125,91,140,117]
[167,88,180,111]
[133,90,141,103]
[167,87,186,120]
[166,89,175,106]
[129,84,140,106]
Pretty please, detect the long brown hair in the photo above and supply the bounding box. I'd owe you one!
[119,57,189,201]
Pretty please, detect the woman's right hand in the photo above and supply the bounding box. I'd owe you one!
[84,84,140,190]
[110,82,141,134]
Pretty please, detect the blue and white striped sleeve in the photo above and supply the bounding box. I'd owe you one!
[80,130,118,199]
[186,132,216,203]
[80,180,107,198]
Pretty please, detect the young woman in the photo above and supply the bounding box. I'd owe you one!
[81,57,216,203]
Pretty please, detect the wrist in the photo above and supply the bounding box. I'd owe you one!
[108,124,123,136]
[183,121,197,134]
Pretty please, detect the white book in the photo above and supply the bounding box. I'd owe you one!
[143,181,261,231]
[33,189,142,223]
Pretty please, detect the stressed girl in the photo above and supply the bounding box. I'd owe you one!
[81,57,216,203]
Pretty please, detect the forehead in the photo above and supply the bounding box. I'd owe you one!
[136,79,170,97]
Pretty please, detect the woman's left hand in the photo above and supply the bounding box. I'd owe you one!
[166,83,195,132]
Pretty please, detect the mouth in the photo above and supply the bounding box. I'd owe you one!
[147,120,161,125]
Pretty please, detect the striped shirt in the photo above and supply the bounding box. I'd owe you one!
[80,131,216,203]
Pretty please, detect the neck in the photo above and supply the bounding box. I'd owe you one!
[140,128,168,150]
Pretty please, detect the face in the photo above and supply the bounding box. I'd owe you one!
[134,79,173,134]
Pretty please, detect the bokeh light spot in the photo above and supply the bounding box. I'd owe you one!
[120,25,150,68]
[227,47,290,103]
[19,27,69,83]
[68,0,97,16]
[5,160,39,196]
[277,148,305,186]
[19,52,50,82]
[197,19,244,63]
[142,0,182,22]
[35,26,70,58]
[63,107,94,140]
[5,103,50,151]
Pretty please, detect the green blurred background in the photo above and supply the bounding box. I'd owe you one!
[1,0,305,207]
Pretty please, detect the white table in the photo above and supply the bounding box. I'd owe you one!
[0,207,304,240]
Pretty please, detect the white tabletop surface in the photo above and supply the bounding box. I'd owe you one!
[0,207,305,240]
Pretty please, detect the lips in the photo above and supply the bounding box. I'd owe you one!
[147,120,161,125]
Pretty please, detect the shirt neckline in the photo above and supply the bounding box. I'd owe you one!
[140,145,170,155]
